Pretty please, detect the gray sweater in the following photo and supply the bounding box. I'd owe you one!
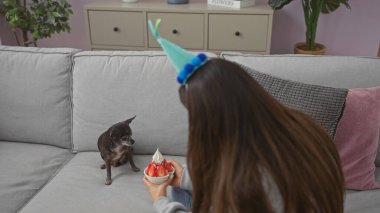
[153,165,283,213]
[154,165,192,213]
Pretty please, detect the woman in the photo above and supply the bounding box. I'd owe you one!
[143,58,345,213]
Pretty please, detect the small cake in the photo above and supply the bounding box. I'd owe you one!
[144,149,175,184]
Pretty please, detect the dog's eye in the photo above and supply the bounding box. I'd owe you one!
[121,136,129,140]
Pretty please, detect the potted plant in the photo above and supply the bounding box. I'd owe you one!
[268,0,350,55]
[0,0,73,47]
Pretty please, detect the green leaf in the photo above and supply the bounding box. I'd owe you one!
[51,12,61,17]
[32,31,40,39]
[268,0,293,10]
[322,0,350,13]
[3,0,15,7]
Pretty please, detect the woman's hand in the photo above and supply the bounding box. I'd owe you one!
[142,160,184,203]
[143,176,172,203]
[167,160,184,188]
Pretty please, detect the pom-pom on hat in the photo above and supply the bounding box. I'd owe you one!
[148,19,208,84]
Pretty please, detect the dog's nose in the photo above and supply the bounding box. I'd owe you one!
[131,139,135,144]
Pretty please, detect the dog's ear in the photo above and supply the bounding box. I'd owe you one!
[125,115,136,124]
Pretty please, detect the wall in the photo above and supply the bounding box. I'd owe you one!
[1,0,379,56]
[0,13,12,45]
[269,0,380,56]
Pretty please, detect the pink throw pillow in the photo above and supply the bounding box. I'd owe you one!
[334,86,380,190]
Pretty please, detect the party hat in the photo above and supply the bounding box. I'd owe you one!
[148,19,208,84]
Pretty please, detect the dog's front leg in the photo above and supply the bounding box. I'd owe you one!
[129,155,140,172]
[105,160,112,185]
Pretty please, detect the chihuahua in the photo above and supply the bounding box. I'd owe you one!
[97,116,140,185]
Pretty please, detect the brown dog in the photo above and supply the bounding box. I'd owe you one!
[97,116,140,185]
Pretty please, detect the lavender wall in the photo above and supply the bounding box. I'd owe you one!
[270,0,380,56]
[1,0,379,56]
[0,13,12,45]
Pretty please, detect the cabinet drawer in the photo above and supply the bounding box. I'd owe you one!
[148,13,204,49]
[208,14,269,52]
[88,11,144,47]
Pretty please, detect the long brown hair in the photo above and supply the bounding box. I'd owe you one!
[179,59,344,213]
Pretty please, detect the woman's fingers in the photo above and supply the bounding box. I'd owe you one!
[166,160,183,188]
[167,160,183,171]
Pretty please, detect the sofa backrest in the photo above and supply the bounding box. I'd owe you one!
[72,51,216,155]
[221,53,380,88]
[0,46,78,149]
[221,52,380,166]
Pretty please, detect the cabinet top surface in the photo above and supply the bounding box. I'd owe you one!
[85,0,273,14]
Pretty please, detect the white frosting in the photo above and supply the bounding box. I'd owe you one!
[152,148,164,163]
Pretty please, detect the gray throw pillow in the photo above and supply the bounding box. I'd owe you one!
[242,65,348,139]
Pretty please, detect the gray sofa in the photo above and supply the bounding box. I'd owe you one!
[0,45,379,213]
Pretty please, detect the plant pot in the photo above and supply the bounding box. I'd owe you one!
[122,0,138,3]
[294,42,326,55]
[167,0,189,4]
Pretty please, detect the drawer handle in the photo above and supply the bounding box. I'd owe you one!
[172,29,178,34]
[113,27,119,32]
[235,31,241,36]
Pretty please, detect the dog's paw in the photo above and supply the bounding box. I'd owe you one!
[132,167,140,172]
[112,163,121,167]
[100,164,106,169]
[105,179,112,185]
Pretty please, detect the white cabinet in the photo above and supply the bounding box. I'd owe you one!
[85,0,273,54]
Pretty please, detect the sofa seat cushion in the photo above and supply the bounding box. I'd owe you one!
[19,152,186,213]
[0,141,73,213]
[17,152,380,212]
[345,168,380,213]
